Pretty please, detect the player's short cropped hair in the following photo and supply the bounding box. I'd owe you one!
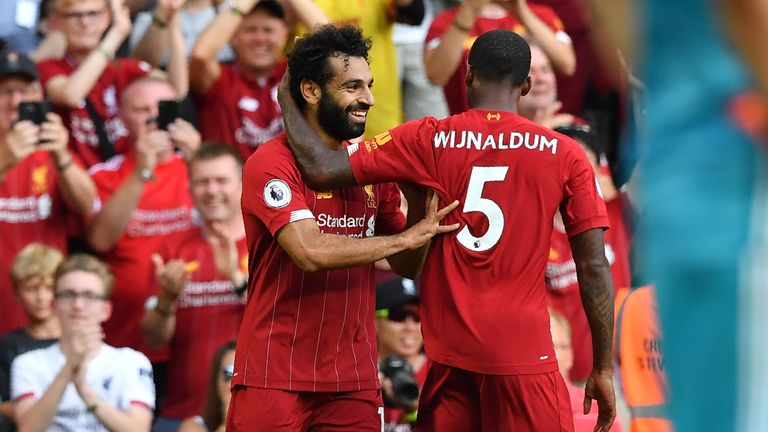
[287,24,372,111]
[468,30,531,86]
[189,141,244,170]
[54,254,115,298]
[247,0,285,20]
[10,243,64,288]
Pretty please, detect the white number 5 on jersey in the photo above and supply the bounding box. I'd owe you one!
[457,166,509,252]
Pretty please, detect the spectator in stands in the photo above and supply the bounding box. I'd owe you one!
[190,0,327,160]
[0,49,95,336]
[40,0,187,167]
[393,0,449,121]
[0,244,63,432]
[86,76,199,355]
[130,0,235,67]
[11,254,155,432]
[375,277,427,432]
[178,341,235,432]
[425,0,574,115]
[549,308,623,432]
[0,0,46,54]
[139,143,247,432]
[293,0,426,137]
[518,42,576,129]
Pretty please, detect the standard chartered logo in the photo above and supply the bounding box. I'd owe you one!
[316,214,376,237]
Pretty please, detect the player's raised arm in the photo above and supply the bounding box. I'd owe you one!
[568,228,617,432]
[277,68,357,191]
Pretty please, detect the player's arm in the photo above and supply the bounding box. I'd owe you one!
[569,228,617,432]
[276,193,458,272]
[721,0,768,98]
[282,0,330,31]
[385,183,431,279]
[44,0,132,107]
[277,72,358,191]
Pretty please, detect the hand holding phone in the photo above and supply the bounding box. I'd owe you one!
[157,100,183,131]
[18,101,51,125]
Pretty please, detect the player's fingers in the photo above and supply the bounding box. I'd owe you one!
[151,254,165,275]
[437,222,461,233]
[436,200,460,219]
[583,394,592,415]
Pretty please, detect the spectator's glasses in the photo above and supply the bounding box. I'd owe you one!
[54,290,107,303]
[0,84,40,101]
[222,364,234,382]
[376,305,420,323]
[59,9,106,23]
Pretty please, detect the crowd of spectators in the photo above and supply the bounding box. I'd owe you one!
[0,0,646,431]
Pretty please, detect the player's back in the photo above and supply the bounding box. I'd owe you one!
[351,109,608,375]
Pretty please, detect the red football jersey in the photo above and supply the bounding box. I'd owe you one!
[37,56,152,167]
[0,152,70,334]
[235,133,406,392]
[157,229,247,419]
[425,6,569,115]
[89,154,195,353]
[193,62,286,161]
[348,110,609,375]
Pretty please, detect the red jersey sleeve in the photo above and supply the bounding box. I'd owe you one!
[36,59,69,86]
[241,145,313,237]
[424,8,455,50]
[195,64,235,101]
[375,183,406,235]
[560,146,610,237]
[349,117,440,188]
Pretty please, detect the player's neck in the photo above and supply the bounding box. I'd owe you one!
[204,216,246,241]
[470,85,522,113]
[306,114,345,150]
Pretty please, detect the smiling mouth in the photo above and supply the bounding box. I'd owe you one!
[349,109,368,121]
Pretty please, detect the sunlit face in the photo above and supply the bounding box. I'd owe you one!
[550,315,573,378]
[519,45,557,115]
[54,270,111,330]
[51,0,110,54]
[0,76,43,132]
[231,11,288,73]
[189,156,243,223]
[316,55,375,141]
[375,303,423,358]
[16,275,56,323]
[119,80,177,139]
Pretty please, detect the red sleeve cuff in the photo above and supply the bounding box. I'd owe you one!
[565,216,611,239]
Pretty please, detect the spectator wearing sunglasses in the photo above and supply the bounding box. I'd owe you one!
[178,341,236,432]
[374,277,428,431]
[10,254,155,432]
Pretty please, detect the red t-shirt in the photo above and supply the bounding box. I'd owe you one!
[89,154,195,353]
[348,110,609,374]
[0,152,70,334]
[37,56,152,168]
[425,6,569,115]
[235,133,406,392]
[156,229,247,419]
[193,62,286,161]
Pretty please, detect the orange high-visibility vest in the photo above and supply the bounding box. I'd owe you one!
[615,286,673,432]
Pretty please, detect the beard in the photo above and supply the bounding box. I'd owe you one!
[317,91,368,141]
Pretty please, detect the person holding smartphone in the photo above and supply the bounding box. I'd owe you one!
[0,49,96,337]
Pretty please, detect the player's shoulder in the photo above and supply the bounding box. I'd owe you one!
[244,134,299,174]
[12,343,58,367]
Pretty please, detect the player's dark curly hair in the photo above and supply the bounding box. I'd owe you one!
[467,30,531,86]
[287,24,372,111]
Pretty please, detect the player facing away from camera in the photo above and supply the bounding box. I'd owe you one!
[279,28,616,432]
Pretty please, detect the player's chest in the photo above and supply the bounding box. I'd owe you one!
[304,185,382,237]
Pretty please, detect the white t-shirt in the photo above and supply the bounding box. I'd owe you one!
[11,343,155,432]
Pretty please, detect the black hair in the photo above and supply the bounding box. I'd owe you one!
[249,0,285,19]
[467,30,531,86]
[554,123,602,158]
[287,24,372,111]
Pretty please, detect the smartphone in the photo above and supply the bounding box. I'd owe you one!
[157,100,183,131]
[18,101,51,125]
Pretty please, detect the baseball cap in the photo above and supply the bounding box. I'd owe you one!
[0,50,38,81]
[376,277,419,311]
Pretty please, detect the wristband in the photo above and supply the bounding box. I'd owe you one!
[56,157,73,172]
[228,5,246,17]
[96,46,114,61]
[451,18,472,33]
[86,400,100,414]
[233,279,248,297]
[154,303,173,317]
[152,14,168,28]
[401,410,418,424]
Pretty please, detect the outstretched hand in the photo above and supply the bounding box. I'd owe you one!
[402,190,460,250]
[583,369,617,432]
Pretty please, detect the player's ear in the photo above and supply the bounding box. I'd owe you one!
[300,79,322,106]
[520,76,532,97]
[465,69,475,89]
